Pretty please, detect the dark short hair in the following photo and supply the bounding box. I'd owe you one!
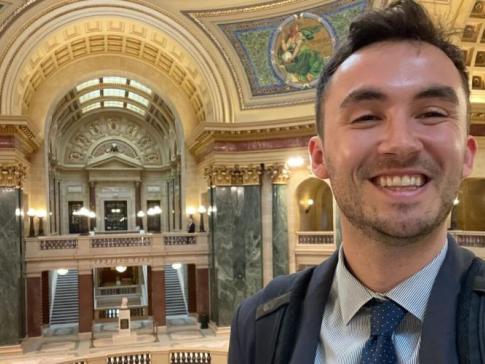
[315,0,469,138]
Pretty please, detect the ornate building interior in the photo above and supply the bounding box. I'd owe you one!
[0,0,485,363]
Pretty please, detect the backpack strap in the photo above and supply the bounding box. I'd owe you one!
[254,267,315,364]
[457,257,485,364]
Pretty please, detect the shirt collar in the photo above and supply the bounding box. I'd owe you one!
[337,240,448,325]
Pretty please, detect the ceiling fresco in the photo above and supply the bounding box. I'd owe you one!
[186,0,367,108]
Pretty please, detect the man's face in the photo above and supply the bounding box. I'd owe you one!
[309,41,476,244]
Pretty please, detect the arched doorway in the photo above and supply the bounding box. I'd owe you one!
[296,177,333,232]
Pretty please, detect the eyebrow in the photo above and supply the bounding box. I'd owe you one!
[339,85,459,109]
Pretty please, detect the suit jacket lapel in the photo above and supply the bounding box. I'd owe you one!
[419,237,475,364]
[290,251,338,364]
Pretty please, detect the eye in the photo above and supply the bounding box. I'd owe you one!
[417,110,448,119]
[351,114,380,123]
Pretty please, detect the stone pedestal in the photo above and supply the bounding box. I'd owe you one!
[112,307,137,344]
[150,269,166,326]
[26,276,42,337]
[78,273,93,333]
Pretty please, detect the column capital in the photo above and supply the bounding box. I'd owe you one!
[0,163,27,188]
[266,164,290,185]
[204,164,262,186]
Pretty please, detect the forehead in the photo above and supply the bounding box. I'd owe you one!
[325,41,466,106]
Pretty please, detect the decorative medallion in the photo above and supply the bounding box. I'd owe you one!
[271,13,334,88]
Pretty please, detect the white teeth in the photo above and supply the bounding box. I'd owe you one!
[377,175,425,187]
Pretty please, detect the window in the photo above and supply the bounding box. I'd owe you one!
[103,88,125,97]
[76,78,99,91]
[127,103,145,115]
[104,101,124,108]
[130,80,152,95]
[79,90,101,103]
[81,102,101,113]
[103,76,127,85]
[128,92,149,106]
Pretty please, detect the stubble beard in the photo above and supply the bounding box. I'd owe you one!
[326,155,462,247]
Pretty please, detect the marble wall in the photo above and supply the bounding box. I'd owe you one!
[272,184,289,277]
[0,188,24,344]
[209,186,262,326]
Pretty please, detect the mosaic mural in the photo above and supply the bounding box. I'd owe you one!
[218,0,367,96]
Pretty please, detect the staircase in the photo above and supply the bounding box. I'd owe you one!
[51,269,79,325]
[164,266,188,316]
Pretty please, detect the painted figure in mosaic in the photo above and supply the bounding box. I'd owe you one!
[279,23,325,83]
[229,1,485,363]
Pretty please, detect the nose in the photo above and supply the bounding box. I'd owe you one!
[377,115,423,157]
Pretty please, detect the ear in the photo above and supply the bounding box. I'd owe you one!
[308,136,329,180]
[463,135,477,178]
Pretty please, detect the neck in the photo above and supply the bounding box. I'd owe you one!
[341,218,448,293]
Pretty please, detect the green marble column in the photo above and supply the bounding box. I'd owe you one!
[272,184,289,277]
[0,188,24,344]
[209,186,262,326]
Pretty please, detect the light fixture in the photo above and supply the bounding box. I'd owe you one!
[186,207,196,216]
[15,208,24,217]
[36,209,47,236]
[287,157,304,168]
[57,268,69,276]
[453,197,460,206]
[304,198,314,214]
[137,211,145,218]
[172,263,182,270]
[27,208,36,237]
[115,266,127,273]
[137,210,145,231]
[88,211,96,218]
[198,205,206,232]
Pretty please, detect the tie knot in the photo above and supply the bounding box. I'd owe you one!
[368,299,406,336]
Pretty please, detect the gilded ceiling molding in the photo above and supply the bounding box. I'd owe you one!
[204,164,263,186]
[0,163,27,188]
[266,164,290,184]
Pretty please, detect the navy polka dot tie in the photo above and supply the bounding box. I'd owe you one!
[360,299,406,364]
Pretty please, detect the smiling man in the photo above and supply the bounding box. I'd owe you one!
[228,1,480,364]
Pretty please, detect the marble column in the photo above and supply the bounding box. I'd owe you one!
[196,267,209,317]
[150,268,166,326]
[89,182,96,230]
[147,266,152,315]
[272,184,289,276]
[187,264,197,313]
[42,271,50,325]
[0,187,25,343]
[209,184,262,326]
[78,272,93,333]
[261,173,273,285]
[135,181,141,228]
[27,276,42,337]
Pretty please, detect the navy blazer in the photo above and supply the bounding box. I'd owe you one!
[228,237,475,364]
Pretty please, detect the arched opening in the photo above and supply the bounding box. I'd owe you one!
[452,178,485,231]
[296,177,333,232]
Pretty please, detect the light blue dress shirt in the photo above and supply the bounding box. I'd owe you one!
[314,241,448,363]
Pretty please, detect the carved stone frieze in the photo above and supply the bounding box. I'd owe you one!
[266,164,290,184]
[64,117,162,165]
[0,119,40,156]
[204,164,262,186]
[0,163,27,188]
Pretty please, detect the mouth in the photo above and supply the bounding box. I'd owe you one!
[370,173,430,192]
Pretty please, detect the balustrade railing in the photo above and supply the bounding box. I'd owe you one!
[164,235,196,245]
[170,351,211,364]
[107,353,151,364]
[96,306,147,320]
[91,236,151,248]
[449,230,485,248]
[40,238,77,250]
[96,285,139,296]
[297,231,334,245]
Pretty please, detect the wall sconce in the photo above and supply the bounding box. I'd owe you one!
[453,197,460,206]
[186,207,196,217]
[36,209,47,236]
[137,210,145,231]
[287,157,305,169]
[57,268,69,276]
[303,199,314,214]
[198,205,206,232]
[27,208,36,237]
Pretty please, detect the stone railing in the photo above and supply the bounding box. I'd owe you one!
[96,285,139,296]
[449,230,485,248]
[296,231,335,245]
[25,232,209,273]
[57,348,227,364]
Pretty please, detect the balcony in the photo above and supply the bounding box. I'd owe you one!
[25,232,209,273]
